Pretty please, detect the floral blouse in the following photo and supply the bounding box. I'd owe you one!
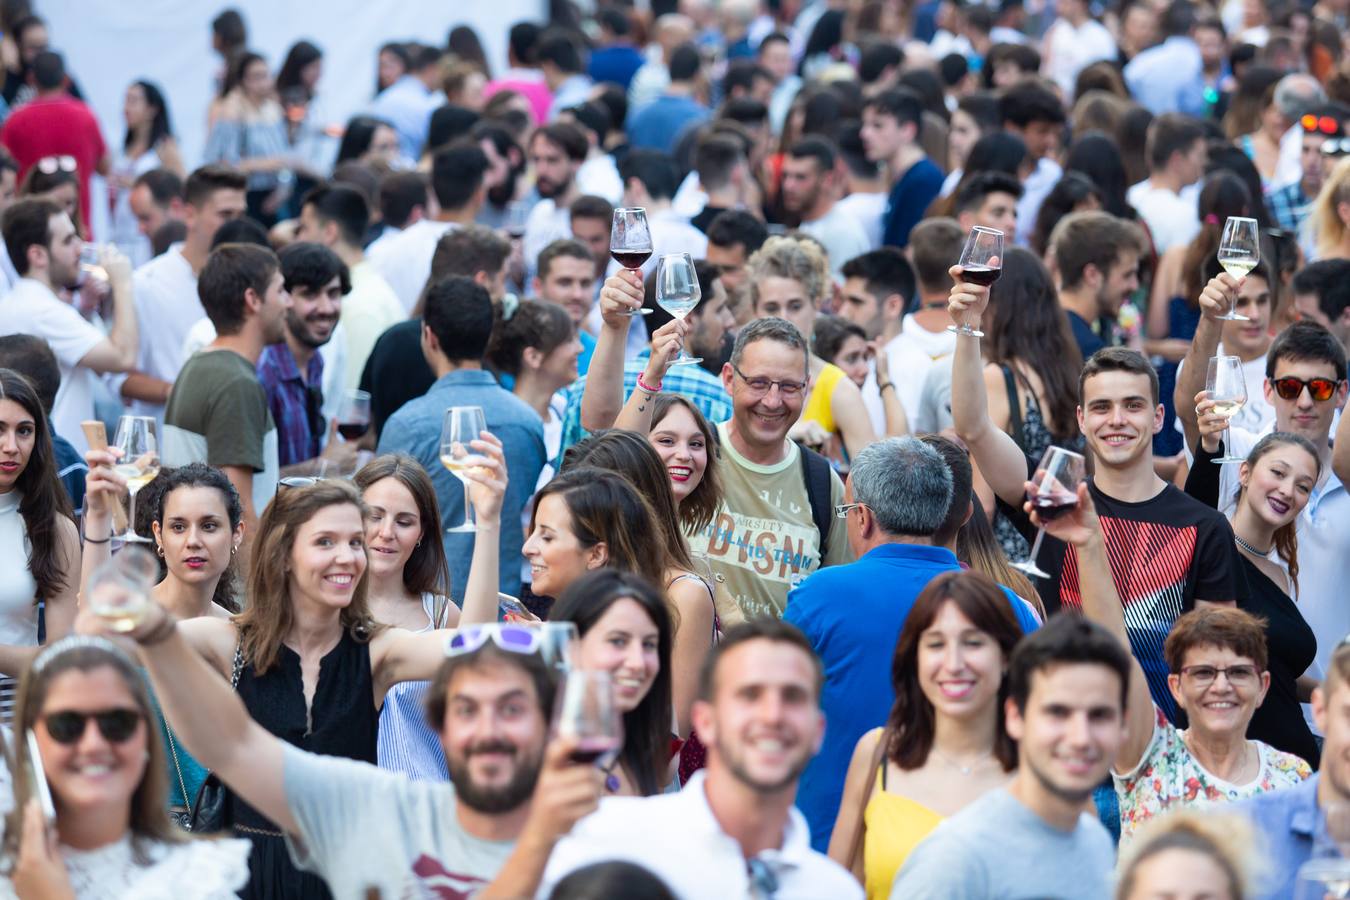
[1113,707,1312,843]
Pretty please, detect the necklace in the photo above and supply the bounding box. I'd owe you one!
[1234,533,1273,557]
[929,746,992,776]
[601,760,621,793]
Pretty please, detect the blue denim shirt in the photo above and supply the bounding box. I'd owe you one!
[377,369,545,599]
[1238,772,1318,900]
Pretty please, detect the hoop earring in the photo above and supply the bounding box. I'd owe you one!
[155,544,165,559]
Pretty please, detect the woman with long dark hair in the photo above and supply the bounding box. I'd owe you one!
[550,568,674,798]
[275,39,332,198]
[978,248,1085,560]
[931,131,1029,218]
[1064,131,1135,220]
[1,637,250,895]
[1030,171,1105,258]
[111,79,183,262]
[828,571,1021,898]
[334,114,400,168]
[0,369,78,724]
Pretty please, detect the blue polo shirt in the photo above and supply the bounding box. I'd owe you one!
[1238,772,1319,900]
[784,543,1041,852]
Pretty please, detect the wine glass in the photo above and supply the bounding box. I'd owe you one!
[1012,446,1087,580]
[537,621,580,675]
[335,389,371,442]
[553,669,623,777]
[504,200,531,240]
[655,252,701,366]
[87,545,159,633]
[1206,355,1248,464]
[439,406,489,533]
[610,207,653,318]
[112,415,159,543]
[1215,216,1258,321]
[948,226,1003,337]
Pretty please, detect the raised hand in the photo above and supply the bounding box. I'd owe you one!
[1197,272,1242,321]
[463,431,508,525]
[1192,389,1228,455]
[947,263,994,331]
[1024,481,1100,548]
[644,317,689,381]
[597,269,645,328]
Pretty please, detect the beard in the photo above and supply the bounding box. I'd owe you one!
[488,171,520,207]
[713,730,811,795]
[536,173,572,200]
[446,739,544,814]
[286,310,336,349]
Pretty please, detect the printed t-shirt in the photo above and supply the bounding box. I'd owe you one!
[690,422,852,619]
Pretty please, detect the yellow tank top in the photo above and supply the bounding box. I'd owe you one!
[801,362,846,437]
[863,767,946,900]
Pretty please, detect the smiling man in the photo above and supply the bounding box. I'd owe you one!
[533,239,599,374]
[951,272,1243,723]
[891,615,1127,899]
[540,619,863,899]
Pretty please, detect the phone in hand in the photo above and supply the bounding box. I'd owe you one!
[25,729,55,825]
[498,593,539,623]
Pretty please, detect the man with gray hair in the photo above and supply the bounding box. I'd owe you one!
[692,316,852,621]
[1271,73,1330,189]
[786,435,1043,852]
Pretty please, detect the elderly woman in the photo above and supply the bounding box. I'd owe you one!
[1032,487,1312,845]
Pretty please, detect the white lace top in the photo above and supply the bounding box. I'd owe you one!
[1,835,250,899]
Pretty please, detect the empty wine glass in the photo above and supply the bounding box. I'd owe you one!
[1012,446,1087,580]
[335,389,371,442]
[1206,355,1249,464]
[112,416,159,543]
[948,226,1003,337]
[610,207,654,318]
[439,406,488,533]
[1215,217,1258,321]
[87,545,159,633]
[537,621,580,675]
[553,670,623,782]
[655,252,701,366]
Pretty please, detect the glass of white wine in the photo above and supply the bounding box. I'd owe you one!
[1206,355,1248,464]
[1215,216,1258,321]
[439,406,489,533]
[112,415,159,542]
[655,252,701,366]
[87,545,159,633]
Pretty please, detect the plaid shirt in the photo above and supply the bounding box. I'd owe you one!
[257,343,325,468]
[1267,180,1311,234]
[558,351,733,463]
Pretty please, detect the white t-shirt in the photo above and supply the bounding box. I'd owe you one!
[577,153,623,205]
[835,191,887,250]
[1175,346,1274,454]
[123,245,201,423]
[799,204,873,277]
[341,260,405,391]
[1127,180,1201,254]
[0,279,104,452]
[539,772,862,899]
[647,207,709,280]
[861,331,937,434]
[366,219,458,313]
[1044,18,1119,97]
[522,199,573,282]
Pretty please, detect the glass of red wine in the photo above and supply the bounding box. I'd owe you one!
[610,207,653,318]
[948,225,1004,338]
[1011,445,1086,580]
[553,670,624,786]
[335,389,371,441]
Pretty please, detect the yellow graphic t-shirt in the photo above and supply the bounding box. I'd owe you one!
[690,422,852,619]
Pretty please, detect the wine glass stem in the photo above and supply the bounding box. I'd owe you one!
[1223,424,1232,456]
[463,486,474,529]
[1025,526,1047,566]
[127,486,138,538]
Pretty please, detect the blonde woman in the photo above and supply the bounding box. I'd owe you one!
[1313,154,1350,260]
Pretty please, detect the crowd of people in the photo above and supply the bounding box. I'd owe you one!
[0,0,1349,897]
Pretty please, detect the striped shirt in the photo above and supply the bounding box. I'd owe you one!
[376,593,450,781]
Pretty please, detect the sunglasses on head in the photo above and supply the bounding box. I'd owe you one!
[1272,376,1341,402]
[445,624,543,658]
[1302,113,1344,135]
[36,155,77,175]
[43,709,141,745]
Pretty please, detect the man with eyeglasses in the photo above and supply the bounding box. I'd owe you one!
[109,614,604,900]
[540,619,863,899]
[1178,296,1350,702]
[686,316,853,621]
[785,436,1041,851]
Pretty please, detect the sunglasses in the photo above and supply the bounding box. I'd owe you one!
[445,624,543,658]
[1272,376,1342,402]
[1302,113,1344,135]
[43,708,142,744]
[1322,138,1350,156]
[36,155,77,175]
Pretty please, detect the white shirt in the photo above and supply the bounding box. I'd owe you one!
[538,772,861,900]
[1044,18,1118,98]
[1017,158,1062,248]
[366,219,458,314]
[1175,346,1274,455]
[0,279,104,452]
[861,331,935,434]
[799,204,872,277]
[672,171,709,220]
[341,260,405,390]
[835,192,887,250]
[1127,179,1201,254]
[577,153,624,205]
[122,245,201,424]
[648,207,708,279]
[522,199,573,282]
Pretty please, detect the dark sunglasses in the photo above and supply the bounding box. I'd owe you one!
[1272,376,1341,402]
[44,708,142,744]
